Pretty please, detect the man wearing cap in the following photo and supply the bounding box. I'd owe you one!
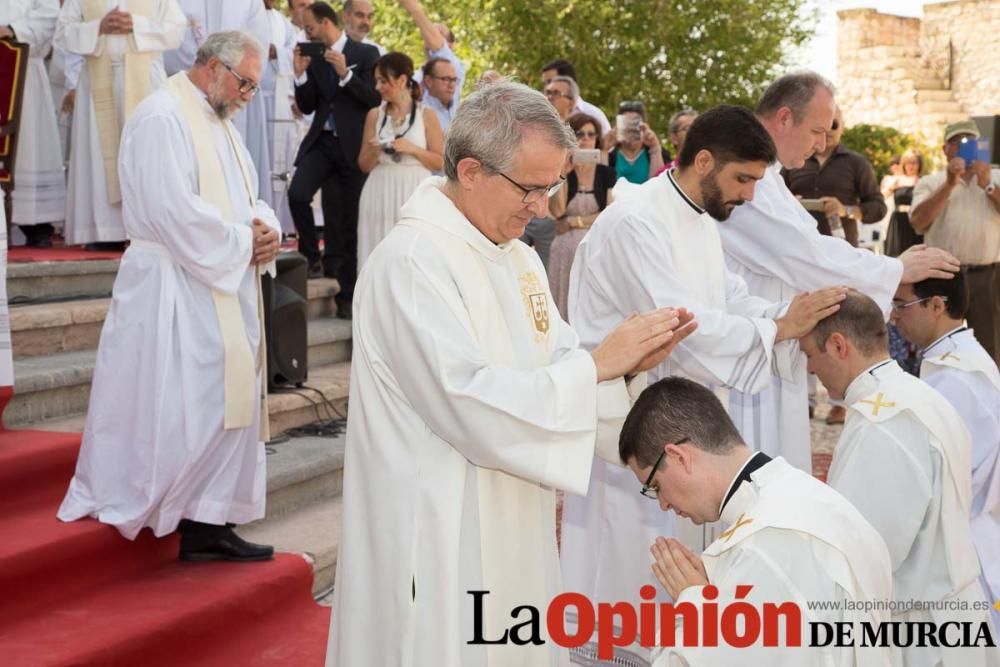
[911,120,1000,365]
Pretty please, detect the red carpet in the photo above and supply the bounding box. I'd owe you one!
[8,246,123,262]
[0,429,330,666]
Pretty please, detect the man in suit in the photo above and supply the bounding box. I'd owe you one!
[290,1,379,317]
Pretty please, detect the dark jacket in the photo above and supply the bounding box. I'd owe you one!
[293,38,380,169]
[781,144,887,236]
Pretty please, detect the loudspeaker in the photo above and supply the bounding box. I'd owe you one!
[262,252,308,390]
[972,115,1000,165]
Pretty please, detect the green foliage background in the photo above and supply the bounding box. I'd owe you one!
[359,0,819,136]
[841,124,940,181]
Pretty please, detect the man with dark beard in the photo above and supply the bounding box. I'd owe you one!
[561,104,849,665]
[58,31,281,562]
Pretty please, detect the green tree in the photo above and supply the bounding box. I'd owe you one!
[369,0,818,137]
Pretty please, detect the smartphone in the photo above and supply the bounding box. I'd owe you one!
[297,41,326,59]
[572,148,600,165]
[615,113,642,143]
[957,137,991,165]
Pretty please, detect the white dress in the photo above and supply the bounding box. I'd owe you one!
[356,102,432,269]
[2,0,66,227]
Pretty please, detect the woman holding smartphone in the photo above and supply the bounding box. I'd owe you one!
[547,113,615,319]
[356,52,444,270]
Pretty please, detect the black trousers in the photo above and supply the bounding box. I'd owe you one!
[288,132,367,302]
[963,262,1000,366]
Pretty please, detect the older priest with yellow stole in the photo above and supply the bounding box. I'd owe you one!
[58,31,281,562]
[56,0,185,247]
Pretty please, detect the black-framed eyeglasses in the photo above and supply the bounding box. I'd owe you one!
[891,296,945,312]
[640,438,688,499]
[429,75,459,84]
[497,171,565,204]
[222,62,260,96]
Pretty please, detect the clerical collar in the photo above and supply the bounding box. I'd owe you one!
[844,358,897,406]
[666,169,706,215]
[866,358,894,377]
[719,451,771,515]
[924,326,969,355]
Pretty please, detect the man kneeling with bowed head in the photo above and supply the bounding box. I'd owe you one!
[622,376,893,666]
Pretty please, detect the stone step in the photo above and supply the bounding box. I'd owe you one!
[7,260,120,303]
[914,88,958,103]
[7,341,352,431]
[911,76,947,90]
[263,433,346,520]
[920,99,966,114]
[242,494,343,596]
[10,279,343,359]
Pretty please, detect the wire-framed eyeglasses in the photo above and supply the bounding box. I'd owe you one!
[640,438,689,499]
[497,172,565,204]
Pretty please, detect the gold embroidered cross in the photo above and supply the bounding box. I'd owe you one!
[720,514,753,542]
[940,352,961,362]
[860,392,896,416]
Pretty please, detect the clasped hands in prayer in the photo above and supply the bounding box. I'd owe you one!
[590,308,699,383]
[251,219,279,267]
[99,7,134,35]
[651,537,710,599]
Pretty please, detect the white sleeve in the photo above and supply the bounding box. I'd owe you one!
[11,0,58,50]
[119,110,253,294]
[721,173,903,314]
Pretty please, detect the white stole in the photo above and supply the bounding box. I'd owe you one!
[396,215,555,665]
[165,72,269,441]
[81,0,155,203]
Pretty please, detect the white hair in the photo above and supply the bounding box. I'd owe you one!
[194,31,265,68]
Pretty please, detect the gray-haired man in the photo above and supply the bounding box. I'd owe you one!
[325,81,696,667]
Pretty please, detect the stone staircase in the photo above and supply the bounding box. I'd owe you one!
[6,256,348,596]
[841,45,969,141]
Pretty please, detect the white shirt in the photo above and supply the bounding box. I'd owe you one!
[575,97,611,135]
[912,169,1000,265]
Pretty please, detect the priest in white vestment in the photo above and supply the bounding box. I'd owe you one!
[164,0,273,206]
[802,292,997,667]
[48,46,83,163]
[563,105,848,666]
[56,0,186,246]
[890,274,1000,630]
[261,0,297,232]
[327,82,697,667]
[58,31,282,562]
[1,0,67,248]
[0,191,13,391]
[720,72,961,474]
[619,377,893,667]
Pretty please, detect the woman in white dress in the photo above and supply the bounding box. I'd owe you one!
[356,52,443,269]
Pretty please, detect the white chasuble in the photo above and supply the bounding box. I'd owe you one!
[57,75,281,540]
[327,177,641,667]
[828,361,996,667]
[719,164,903,473]
[920,327,1000,630]
[654,457,893,667]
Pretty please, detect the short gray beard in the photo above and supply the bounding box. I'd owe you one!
[207,69,245,120]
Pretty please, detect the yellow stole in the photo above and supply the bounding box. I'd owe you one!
[164,71,270,441]
[81,0,155,204]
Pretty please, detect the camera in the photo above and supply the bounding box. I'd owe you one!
[380,139,397,155]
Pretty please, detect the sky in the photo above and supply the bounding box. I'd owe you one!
[798,0,944,85]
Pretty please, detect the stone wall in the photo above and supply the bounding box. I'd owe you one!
[922,0,1000,117]
[836,1,999,145]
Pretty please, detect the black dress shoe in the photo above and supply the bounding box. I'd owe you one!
[336,300,352,320]
[178,522,274,562]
